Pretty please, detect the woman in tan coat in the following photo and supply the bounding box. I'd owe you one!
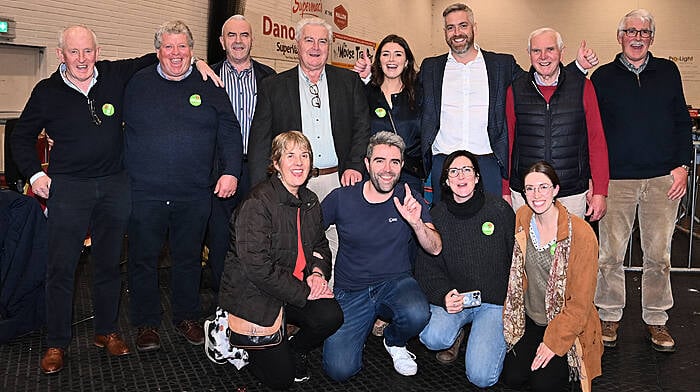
[502,161,603,392]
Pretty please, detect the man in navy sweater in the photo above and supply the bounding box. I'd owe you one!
[123,20,242,352]
[592,9,692,353]
[11,25,156,374]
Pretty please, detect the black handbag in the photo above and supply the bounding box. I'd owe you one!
[227,307,285,350]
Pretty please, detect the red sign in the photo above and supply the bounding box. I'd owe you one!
[334,5,348,30]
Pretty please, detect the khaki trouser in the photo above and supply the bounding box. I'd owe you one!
[595,176,678,325]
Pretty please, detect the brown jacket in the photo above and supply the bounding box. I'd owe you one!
[512,202,603,389]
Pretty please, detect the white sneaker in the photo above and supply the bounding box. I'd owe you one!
[383,339,417,376]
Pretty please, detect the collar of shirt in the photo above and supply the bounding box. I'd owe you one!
[447,43,484,65]
[223,59,252,77]
[156,63,193,80]
[59,63,99,96]
[619,53,649,74]
[534,67,560,86]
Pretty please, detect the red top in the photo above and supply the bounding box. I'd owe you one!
[293,208,306,281]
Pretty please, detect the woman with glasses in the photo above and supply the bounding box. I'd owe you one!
[415,150,514,388]
[501,161,602,392]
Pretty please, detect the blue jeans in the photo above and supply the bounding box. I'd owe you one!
[322,275,430,382]
[419,303,507,388]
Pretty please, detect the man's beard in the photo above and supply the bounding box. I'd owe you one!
[448,34,473,54]
[370,171,400,194]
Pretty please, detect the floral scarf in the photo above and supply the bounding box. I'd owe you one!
[502,211,582,381]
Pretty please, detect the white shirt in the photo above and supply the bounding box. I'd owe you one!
[432,46,491,155]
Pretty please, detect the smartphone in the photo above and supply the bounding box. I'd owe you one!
[460,290,481,308]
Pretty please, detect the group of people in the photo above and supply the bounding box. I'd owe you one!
[9,2,692,391]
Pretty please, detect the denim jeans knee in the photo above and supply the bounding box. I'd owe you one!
[464,303,507,388]
[419,304,467,350]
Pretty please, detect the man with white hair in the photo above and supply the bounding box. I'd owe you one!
[504,27,609,220]
[247,18,370,281]
[247,17,369,200]
[592,9,692,352]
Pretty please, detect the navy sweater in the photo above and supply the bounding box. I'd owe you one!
[11,54,157,179]
[591,53,692,179]
[123,65,242,201]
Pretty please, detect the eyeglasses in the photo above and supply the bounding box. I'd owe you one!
[621,28,652,38]
[447,166,475,178]
[87,98,102,126]
[524,183,554,195]
[309,84,321,108]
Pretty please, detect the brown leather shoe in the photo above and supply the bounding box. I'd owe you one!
[436,328,465,365]
[601,320,620,348]
[647,324,676,352]
[136,327,161,352]
[94,332,131,356]
[175,320,204,345]
[372,319,389,337]
[40,348,65,374]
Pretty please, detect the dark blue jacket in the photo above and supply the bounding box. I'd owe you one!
[0,191,48,343]
[419,50,524,179]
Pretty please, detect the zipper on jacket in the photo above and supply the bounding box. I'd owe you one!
[532,81,552,162]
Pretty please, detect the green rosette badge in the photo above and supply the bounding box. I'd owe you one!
[189,94,202,107]
[102,103,115,116]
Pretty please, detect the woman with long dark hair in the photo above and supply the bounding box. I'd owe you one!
[364,34,424,193]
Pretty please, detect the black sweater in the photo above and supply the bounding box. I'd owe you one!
[11,54,157,179]
[415,193,514,307]
[591,53,692,179]
[123,65,242,201]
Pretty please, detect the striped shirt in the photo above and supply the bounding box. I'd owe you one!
[220,60,256,154]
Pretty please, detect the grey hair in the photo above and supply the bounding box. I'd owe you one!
[220,14,249,36]
[442,3,474,24]
[58,25,98,49]
[366,131,406,161]
[295,17,333,43]
[527,27,564,52]
[154,20,194,49]
[617,9,655,37]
